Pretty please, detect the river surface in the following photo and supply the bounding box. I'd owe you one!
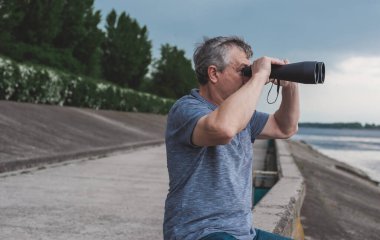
[291,127,380,183]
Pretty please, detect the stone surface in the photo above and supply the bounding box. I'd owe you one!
[289,140,380,240]
[253,140,305,238]
[0,100,167,173]
[0,145,168,240]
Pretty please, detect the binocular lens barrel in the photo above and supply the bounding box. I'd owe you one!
[242,61,325,84]
[317,62,325,84]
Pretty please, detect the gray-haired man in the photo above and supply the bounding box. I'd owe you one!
[164,36,299,240]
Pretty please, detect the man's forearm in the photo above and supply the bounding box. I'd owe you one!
[211,75,267,135]
[274,83,300,135]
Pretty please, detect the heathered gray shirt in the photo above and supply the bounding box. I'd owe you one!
[164,89,269,240]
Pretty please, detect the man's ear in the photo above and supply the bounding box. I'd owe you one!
[207,65,219,84]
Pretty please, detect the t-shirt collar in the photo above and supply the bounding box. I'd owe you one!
[190,88,217,110]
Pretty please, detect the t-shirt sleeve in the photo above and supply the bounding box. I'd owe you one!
[166,99,211,147]
[249,110,269,142]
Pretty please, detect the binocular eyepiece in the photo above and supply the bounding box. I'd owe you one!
[241,61,325,84]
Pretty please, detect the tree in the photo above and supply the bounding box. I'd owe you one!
[53,0,92,49]
[0,0,76,71]
[73,10,104,77]
[0,0,26,50]
[101,10,152,89]
[52,0,104,77]
[71,4,104,77]
[0,0,103,77]
[149,44,197,99]
[14,0,64,45]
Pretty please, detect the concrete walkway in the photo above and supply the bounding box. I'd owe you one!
[0,145,168,240]
[0,141,268,239]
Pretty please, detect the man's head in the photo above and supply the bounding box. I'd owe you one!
[193,36,253,85]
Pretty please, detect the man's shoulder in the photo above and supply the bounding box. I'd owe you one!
[170,93,206,114]
[175,92,201,105]
[167,93,211,128]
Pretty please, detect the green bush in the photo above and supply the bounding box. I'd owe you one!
[1,42,85,75]
[0,56,174,114]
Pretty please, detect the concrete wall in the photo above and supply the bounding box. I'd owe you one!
[253,140,305,239]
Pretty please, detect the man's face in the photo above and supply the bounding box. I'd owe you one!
[216,46,251,99]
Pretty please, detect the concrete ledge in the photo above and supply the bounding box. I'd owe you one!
[253,139,305,238]
[0,139,164,174]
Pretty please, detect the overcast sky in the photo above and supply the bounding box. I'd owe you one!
[94,0,380,124]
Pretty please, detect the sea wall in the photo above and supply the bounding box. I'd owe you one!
[253,139,305,239]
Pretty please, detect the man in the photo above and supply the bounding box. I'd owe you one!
[163,36,299,240]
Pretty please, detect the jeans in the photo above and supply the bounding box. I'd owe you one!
[199,229,293,240]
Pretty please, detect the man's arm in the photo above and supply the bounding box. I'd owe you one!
[192,76,267,146]
[258,82,300,139]
[192,57,285,147]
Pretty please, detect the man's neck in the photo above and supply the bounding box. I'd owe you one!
[199,85,223,106]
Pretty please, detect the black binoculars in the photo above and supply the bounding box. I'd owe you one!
[241,61,325,84]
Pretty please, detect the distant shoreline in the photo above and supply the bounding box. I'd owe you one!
[299,122,380,130]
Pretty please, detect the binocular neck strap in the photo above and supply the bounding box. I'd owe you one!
[267,79,281,104]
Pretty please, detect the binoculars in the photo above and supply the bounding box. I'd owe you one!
[241,61,325,84]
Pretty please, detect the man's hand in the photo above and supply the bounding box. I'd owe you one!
[251,57,286,84]
[268,59,298,88]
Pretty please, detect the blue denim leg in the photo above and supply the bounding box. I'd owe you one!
[198,229,292,240]
[253,229,293,240]
[199,232,238,240]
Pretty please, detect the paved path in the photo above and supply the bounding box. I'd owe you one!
[0,145,168,240]
[0,141,267,239]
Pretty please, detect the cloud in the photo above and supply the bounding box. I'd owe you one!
[332,56,380,81]
[298,56,380,123]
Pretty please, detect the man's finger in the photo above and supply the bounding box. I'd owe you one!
[271,58,286,65]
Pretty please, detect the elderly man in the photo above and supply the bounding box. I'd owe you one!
[163,36,299,240]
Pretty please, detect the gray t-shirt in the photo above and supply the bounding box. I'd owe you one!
[164,89,269,240]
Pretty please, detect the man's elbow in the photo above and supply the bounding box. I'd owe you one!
[203,118,235,145]
[216,126,235,145]
[279,124,298,139]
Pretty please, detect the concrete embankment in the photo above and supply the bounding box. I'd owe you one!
[289,140,380,240]
[0,101,269,239]
[0,100,167,173]
[254,139,380,240]
[253,140,305,239]
[3,100,379,240]
[1,100,306,239]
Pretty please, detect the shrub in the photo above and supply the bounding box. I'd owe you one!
[0,56,174,114]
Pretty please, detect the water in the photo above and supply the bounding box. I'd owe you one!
[291,127,380,183]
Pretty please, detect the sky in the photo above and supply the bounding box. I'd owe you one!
[94,0,380,124]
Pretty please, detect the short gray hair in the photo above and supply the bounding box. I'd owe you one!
[193,36,253,85]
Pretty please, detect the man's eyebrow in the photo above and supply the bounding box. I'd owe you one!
[238,63,249,69]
